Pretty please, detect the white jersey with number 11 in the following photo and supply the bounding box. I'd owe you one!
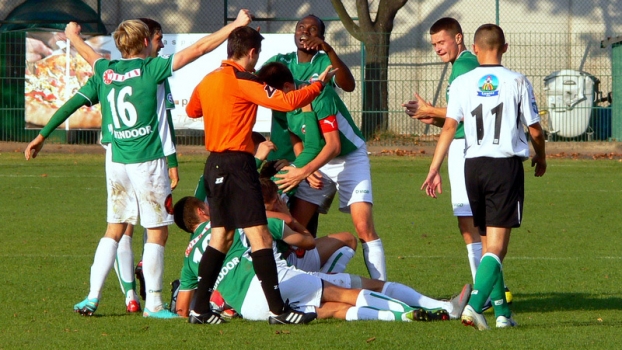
[447,65,540,160]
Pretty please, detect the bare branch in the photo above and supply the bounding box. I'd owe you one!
[330,0,362,41]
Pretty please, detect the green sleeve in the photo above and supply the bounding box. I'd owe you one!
[39,94,90,138]
[255,157,263,169]
[179,262,198,290]
[194,175,206,202]
[165,110,178,168]
[291,112,324,168]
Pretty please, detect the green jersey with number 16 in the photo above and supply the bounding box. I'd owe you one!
[93,56,176,164]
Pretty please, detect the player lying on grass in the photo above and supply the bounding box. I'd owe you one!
[256,62,387,282]
[172,196,471,322]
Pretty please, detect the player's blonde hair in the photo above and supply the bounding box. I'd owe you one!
[113,19,150,57]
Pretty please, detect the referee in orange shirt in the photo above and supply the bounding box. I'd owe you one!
[185,26,335,325]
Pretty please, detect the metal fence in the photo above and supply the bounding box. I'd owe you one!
[0,0,619,145]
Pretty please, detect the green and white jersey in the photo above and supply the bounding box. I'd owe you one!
[93,56,176,164]
[267,217,291,258]
[288,85,365,159]
[264,51,336,162]
[447,50,479,139]
[178,221,254,312]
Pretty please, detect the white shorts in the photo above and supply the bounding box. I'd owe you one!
[295,146,373,213]
[239,265,323,320]
[286,248,321,272]
[448,139,472,217]
[105,145,173,228]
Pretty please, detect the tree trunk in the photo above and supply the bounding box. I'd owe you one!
[361,31,391,139]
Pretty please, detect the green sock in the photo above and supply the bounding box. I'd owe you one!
[468,254,501,313]
[114,257,134,297]
[491,269,512,318]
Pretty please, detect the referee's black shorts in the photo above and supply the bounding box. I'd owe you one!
[203,151,267,230]
[465,156,524,230]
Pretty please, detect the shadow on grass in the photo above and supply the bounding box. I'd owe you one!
[512,292,622,313]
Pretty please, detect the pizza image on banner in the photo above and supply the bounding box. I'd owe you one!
[24,33,111,130]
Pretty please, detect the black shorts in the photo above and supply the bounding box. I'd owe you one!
[203,151,267,230]
[464,156,524,230]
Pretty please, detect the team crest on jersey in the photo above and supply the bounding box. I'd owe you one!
[102,69,141,85]
[301,124,306,134]
[309,74,320,82]
[477,75,499,97]
[167,93,174,104]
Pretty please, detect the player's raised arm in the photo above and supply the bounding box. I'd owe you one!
[172,9,252,71]
[65,22,102,68]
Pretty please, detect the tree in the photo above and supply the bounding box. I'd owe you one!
[331,0,408,138]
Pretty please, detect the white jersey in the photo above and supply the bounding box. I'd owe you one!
[447,65,540,160]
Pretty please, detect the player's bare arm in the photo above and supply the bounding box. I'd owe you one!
[65,22,102,67]
[255,140,276,161]
[422,118,458,198]
[302,37,355,92]
[528,122,547,177]
[172,9,252,71]
[169,167,179,190]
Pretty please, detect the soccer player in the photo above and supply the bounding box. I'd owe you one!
[184,26,336,325]
[421,24,547,330]
[61,9,252,318]
[257,62,387,281]
[260,177,357,273]
[172,196,471,322]
[24,17,179,314]
[403,18,485,285]
[264,14,355,163]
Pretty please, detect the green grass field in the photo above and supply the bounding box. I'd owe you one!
[1,150,621,349]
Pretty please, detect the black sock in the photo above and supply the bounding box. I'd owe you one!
[251,248,284,314]
[193,246,226,314]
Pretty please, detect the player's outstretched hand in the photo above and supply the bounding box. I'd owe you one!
[531,154,547,177]
[301,36,329,52]
[421,169,442,198]
[255,140,276,162]
[25,134,45,160]
[318,65,338,85]
[64,22,82,40]
[306,171,323,190]
[233,9,253,27]
[274,165,307,193]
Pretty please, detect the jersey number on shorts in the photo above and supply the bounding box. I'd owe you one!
[471,103,503,145]
[107,86,138,128]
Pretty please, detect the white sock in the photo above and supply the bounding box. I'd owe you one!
[381,282,450,311]
[345,306,402,321]
[466,242,483,283]
[87,237,118,300]
[320,246,355,273]
[355,289,412,312]
[362,239,387,281]
[114,235,135,296]
[142,243,165,311]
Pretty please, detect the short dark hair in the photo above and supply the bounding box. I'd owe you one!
[299,14,325,37]
[173,196,204,233]
[474,24,506,51]
[255,62,294,89]
[137,17,162,37]
[430,17,463,36]
[259,177,279,204]
[227,26,264,59]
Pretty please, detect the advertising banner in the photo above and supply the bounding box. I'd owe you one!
[24,32,295,132]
